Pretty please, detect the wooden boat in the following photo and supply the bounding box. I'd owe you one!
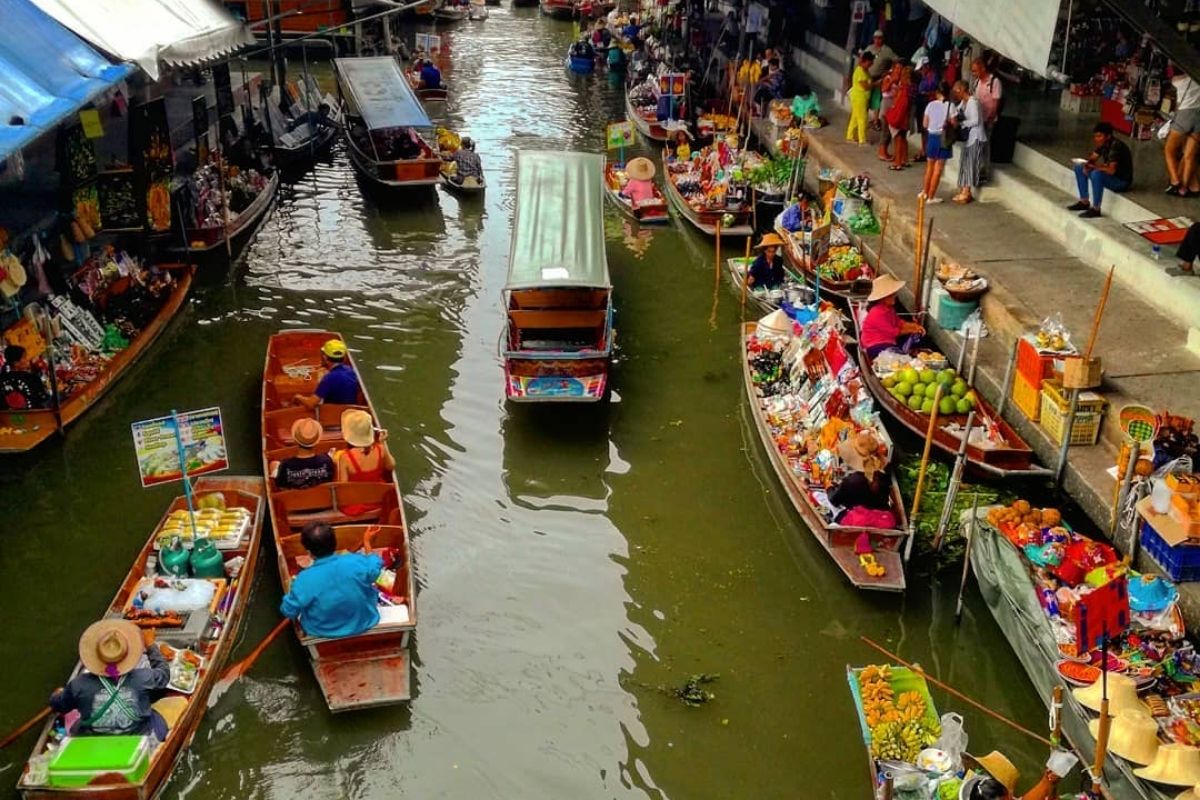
[502,151,613,402]
[264,77,343,171]
[440,173,486,194]
[625,89,672,142]
[0,265,195,453]
[725,258,811,314]
[17,475,265,798]
[468,1,488,19]
[335,57,442,191]
[511,0,538,6]
[175,170,279,256]
[432,3,469,20]
[403,66,449,103]
[602,157,669,223]
[539,0,575,18]
[774,211,873,302]
[567,50,596,74]
[741,319,909,591]
[272,120,338,169]
[851,302,1050,478]
[661,150,753,237]
[261,329,417,711]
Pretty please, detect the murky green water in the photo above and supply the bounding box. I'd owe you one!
[0,9,1055,799]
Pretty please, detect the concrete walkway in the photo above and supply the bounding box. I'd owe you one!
[751,103,1200,612]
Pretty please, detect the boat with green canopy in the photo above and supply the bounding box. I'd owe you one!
[333,56,441,191]
[501,151,613,402]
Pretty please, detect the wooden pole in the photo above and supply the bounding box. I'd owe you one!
[1093,639,1112,796]
[709,217,723,329]
[859,636,1056,747]
[904,383,945,561]
[933,410,975,552]
[740,235,752,317]
[917,214,934,315]
[876,201,890,275]
[913,194,924,290]
[1084,265,1115,361]
[0,707,50,750]
[954,492,980,621]
[1051,685,1064,747]
[1111,439,1140,542]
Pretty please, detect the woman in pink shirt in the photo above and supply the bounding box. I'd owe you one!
[621,157,658,204]
[860,275,924,358]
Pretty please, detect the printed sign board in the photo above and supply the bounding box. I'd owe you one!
[606,121,635,150]
[132,407,228,487]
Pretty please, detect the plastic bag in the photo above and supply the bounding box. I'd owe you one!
[933,712,968,769]
[141,580,216,613]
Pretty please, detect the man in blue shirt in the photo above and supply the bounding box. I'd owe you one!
[281,522,383,638]
[294,339,360,409]
[418,59,441,90]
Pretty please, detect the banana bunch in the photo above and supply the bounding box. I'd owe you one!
[870,721,910,761]
[896,690,926,722]
[860,665,892,683]
[860,665,898,729]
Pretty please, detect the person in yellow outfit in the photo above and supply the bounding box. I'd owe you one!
[846,51,875,144]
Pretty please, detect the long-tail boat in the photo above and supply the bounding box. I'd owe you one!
[601,156,669,224]
[17,475,265,798]
[0,264,195,453]
[261,329,417,711]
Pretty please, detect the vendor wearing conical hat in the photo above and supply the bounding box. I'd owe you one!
[747,232,787,289]
[621,157,658,205]
[860,274,925,359]
[49,620,171,738]
[828,430,893,520]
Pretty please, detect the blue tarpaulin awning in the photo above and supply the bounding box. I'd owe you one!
[334,57,433,132]
[0,0,134,161]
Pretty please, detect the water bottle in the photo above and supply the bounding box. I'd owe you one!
[1041,587,1060,617]
[1152,244,1162,260]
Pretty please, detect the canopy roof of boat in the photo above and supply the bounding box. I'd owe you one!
[333,56,432,131]
[506,151,610,290]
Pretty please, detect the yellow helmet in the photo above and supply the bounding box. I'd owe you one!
[321,339,348,360]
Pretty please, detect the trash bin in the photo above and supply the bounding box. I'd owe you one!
[990,115,1021,163]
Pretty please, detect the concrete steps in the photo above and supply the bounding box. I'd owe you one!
[790,32,848,101]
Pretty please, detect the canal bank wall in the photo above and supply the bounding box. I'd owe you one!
[750,104,1200,623]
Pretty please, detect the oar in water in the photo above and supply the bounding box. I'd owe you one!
[207,618,291,708]
[0,707,51,750]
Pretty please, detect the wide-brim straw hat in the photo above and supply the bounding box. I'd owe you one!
[1177,783,1200,800]
[1088,709,1161,766]
[341,409,375,448]
[1136,744,1200,786]
[626,157,655,181]
[960,751,1020,796]
[291,417,323,448]
[0,258,27,298]
[79,620,143,678]
[1073,672,1149,715]
[838,430,885,475]
[866,274,906,303]
[755,232,785,250]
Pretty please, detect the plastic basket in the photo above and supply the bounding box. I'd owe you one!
[1142,520,1200,582]
[1016,336,1060,387]
[1039,380,1105,447]
[1010,372,1041,422]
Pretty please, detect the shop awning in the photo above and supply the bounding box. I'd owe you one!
[0,0,134,161]
[506,151,610,290]
[334,57,433,132]
[922,0,1062,77]
[29,0,253,81]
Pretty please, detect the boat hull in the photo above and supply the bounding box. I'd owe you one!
[503,354,609,402]
[661,158,753,237]
[740,322,907,591]
[539,0,574,18]
[625,92,671,142]
[17,475,265,800]
[567,54,596,74]
[175,171,280,259]
[272,122,339,171]
[774,214,872,302]
[346,136,442,191]
[441,175,486,194]
[0,264,195,453]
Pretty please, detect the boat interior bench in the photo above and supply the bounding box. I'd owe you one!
[270,481,402,530]
[263,403,369,448]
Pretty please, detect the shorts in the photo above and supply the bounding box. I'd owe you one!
[1172,106,1200,135]
[926,132,952,160]
[869,87,883,111]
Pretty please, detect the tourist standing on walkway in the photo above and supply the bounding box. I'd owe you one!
[970,57,1002,180]
[920,82,954,203]
[911,53,938,164]
[884,66,914,170]
[951,80,986,204]
[1165,67,1200,197]
[877,62,903,162]
[847,52,875,145]
[865,30,897,129]
[1068,122,1133,218]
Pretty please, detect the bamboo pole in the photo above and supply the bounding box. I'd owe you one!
[876,201,890,276]
[904,382,945,562]
[740,234,752,317]
[912,194,925,290]
[1084,265,1115,361]
[709,217,723,329]
[917,214,934,315]
[859,636,1056,747]
[0,708,50,750]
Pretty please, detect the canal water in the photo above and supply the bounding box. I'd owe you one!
[0,8,1053,799]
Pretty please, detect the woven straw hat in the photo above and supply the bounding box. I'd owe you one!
[1135,744,1200,786]
[291,418,323,448]
[960,751,1020,796]
[1073,672,1149,715]
[341,409,375,448]
[79,620,143,678]
[1176,783,1200,800]
[625,157,655,181]
[866,274,905,303]
[1088,709,1161,765]
[755,232,785,249]
[0,257,27,298]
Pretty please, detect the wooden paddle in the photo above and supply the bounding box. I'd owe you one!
[208,618,291,704]
[0,707,50,750]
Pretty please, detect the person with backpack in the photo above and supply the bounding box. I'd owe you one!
[920,82,954,203]
[971,57,1002,179]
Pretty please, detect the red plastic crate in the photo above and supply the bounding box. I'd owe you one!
[1016,336,1060,387]
[1011,372,1041,422]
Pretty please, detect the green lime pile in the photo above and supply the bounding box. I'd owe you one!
[880,366,977,416]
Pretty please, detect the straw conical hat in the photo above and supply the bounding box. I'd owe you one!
[1073,672,1148,715]
[755,309,792,340]
[1088,709,1161,765]
[962,751,1020,795]
[755,232,785,249]
[866,274,905,303]
[1135,744,1200,786]
[625,157,655,181]
[1176,783,1200,800]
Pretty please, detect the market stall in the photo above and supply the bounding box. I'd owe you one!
[661,133,754,236]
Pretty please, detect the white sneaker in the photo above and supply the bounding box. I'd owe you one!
[927,196,944,204]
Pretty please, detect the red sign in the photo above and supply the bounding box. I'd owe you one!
[1075,576,1130,652]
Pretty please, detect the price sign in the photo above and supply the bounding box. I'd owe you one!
[79,109,104,139]
[1075,575,1130,652]
[606,121,635,150]
[415,33,442,55]
[132,407,229,487]
[659,72,687,97]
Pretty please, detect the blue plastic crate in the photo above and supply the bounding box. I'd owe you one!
[1141,520,1200,582]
